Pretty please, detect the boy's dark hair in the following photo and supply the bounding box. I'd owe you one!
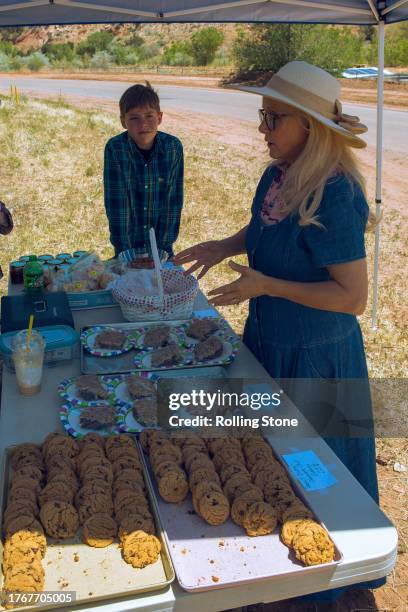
[119,81,160,115]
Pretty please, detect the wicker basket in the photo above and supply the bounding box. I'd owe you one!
[111,269,198,322]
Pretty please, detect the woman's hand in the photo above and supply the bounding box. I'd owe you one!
[208,261,268,306]
[173,240,228,279]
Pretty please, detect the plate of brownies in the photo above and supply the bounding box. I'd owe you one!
[133,343,194,371]
[58,374,116,407]
[60,403,122,437]
[131,324,184,351]
[81,326,134,357]
[109,372,158,408]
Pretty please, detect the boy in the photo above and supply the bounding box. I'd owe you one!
[103,82,184,258]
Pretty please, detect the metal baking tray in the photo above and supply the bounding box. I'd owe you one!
[140,438,343,593]
[80,320,239,376]
[0,443,174,612]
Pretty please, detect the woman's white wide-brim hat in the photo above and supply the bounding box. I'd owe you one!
[234,61,367,149]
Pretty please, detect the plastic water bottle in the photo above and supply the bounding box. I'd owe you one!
[23,256,44,292]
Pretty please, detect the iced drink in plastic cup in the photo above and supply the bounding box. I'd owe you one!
[12,329,45,396]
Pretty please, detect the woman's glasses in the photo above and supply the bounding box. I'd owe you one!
[258,109,288,131]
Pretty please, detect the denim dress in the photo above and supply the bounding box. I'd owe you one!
[243,166,384,594]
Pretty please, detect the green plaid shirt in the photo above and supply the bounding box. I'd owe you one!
[104,130,184,257]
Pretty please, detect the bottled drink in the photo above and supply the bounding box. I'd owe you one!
[23,256,44,292]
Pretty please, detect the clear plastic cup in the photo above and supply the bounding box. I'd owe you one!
[12,329,45,396]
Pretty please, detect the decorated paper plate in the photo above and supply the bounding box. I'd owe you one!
[57,375,116,408]
[179,317,234,347]
[192,338,240,367]
[133,346,194,371]
[59,404,122,438]
[80,326,133,357]
[130,325,184,351]
[117,402,159,434]
[107,372,159,408]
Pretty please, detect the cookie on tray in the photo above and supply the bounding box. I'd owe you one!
[158,469,189,503]
[39,500,79,539]
[7,486,38,508]
[78,493,114,525]
[291,520,335,566]
[118,512,155,544]
[9,476,41,496]
[82,513,117,547]
[77,432,105,451]
[6,520,47,557]
[38,481,75,507]
[2,540,43,574]
[12,465,44,485]
[192,481,223,515]
[197,490,230,526]
[2,501,39,532]
[122,530,161,569]
[242,501,278,536]
[231,494,264,527]
[10,444,43,470]
[3,560,44,593]
[219,463,250,485]
[42,433,79,460]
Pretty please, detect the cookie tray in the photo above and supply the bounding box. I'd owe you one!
[138,439,343,593]
[80,319,239,376]
[0,443,175,612]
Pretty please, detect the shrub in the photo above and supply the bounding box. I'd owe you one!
[89,51,113,70]
[163,42,193,66]
[190,27,224,65]
[0,51,11,71]
[24,52,50,72]
[77,31,114,56]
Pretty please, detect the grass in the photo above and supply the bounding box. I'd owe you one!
[0,92,406,608]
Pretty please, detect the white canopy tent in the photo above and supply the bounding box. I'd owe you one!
[0,1,407,328]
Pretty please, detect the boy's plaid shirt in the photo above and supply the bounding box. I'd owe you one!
[104,130,184,256]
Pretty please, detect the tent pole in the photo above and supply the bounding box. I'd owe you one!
[371,19,385,330]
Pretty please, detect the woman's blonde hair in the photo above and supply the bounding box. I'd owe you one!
[276,113,377,230]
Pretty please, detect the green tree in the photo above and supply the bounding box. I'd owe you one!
[163,41,193,66]
[42,42,75,63]
[190,27,224,65]
[89,50,113,70]
[24,51,50,72]
[77,31,114,57]
[232,24,363,75]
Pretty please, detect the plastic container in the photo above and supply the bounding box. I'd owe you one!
[12,329,45,395]
[23,256,44,292]
[9,261,25,284]
[38,254,54,263]
[0,325,79,370]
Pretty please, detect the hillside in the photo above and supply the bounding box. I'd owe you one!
[3,23,238,54]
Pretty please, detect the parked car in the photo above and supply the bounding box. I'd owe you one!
[341,67,395,79]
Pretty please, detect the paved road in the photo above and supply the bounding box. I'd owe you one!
[1,76,407,154]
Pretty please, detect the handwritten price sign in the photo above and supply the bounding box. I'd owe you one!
[282,450,338,491]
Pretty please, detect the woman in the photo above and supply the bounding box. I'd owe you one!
[0,201,13,280]
[174,61,384,599]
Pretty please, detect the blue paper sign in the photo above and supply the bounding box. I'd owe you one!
[193,309,219,318]
[282,450,338,492]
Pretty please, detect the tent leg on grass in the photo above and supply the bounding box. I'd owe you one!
[371,18,385,331]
